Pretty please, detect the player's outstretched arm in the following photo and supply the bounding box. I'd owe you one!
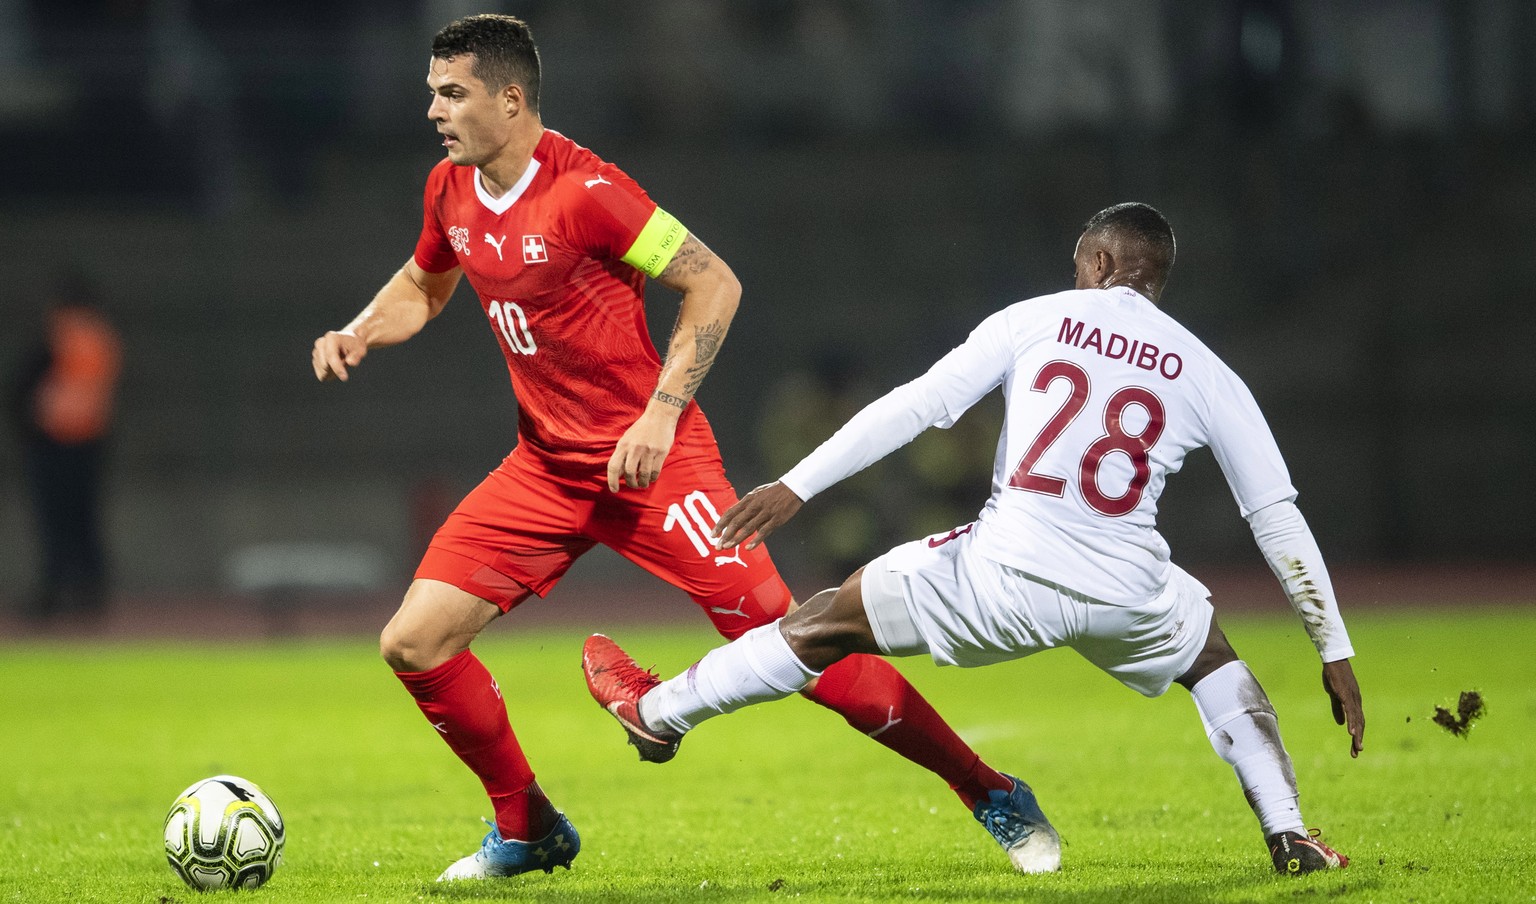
[1243,499,1364,757]
[713,481,805,551]
[312,260,460,382]
[607,234,741,491]
[1322,658,1365,758]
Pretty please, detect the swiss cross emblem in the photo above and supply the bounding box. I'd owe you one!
[522,234,548,264]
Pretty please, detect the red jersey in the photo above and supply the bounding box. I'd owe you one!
[414,129,690,466]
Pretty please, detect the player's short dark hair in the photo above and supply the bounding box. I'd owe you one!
[1082,202,1176,284]
[432,14,541,111]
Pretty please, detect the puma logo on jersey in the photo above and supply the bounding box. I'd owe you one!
[584,174,611,189]
[484,233,507,260]
[866,706,902,738]
[713,547,748,568]
[708,598,750,618]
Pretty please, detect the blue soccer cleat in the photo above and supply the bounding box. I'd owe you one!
[436,814,580,881]
[973,774,1062,873]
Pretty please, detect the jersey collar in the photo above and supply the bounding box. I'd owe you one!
[1111,285,1151,305]
[473,157,542,216]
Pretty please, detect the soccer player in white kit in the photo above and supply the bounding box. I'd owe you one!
[583,202,1365,876]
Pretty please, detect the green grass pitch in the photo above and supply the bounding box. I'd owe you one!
[2,607,1531,903]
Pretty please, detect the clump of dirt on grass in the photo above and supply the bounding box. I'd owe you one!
[1431,690,1485,737]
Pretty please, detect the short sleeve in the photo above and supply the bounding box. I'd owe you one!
[565,164,685,276]
[413,161,460,274]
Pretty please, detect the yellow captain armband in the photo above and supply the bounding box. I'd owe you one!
[621,207,688,278]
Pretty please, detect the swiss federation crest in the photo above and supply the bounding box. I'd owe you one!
[522,235,548,264]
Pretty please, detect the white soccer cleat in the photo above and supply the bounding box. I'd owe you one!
[1005,825,1063,874]
[973,774,1062,874]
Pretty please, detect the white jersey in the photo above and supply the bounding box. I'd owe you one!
[783,285,1296,606]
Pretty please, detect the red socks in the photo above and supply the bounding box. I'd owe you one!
[804,653,1012,810]
[398,647,1008,832]
[395,650,556,840]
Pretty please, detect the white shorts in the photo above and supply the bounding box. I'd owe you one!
[860,524,1214,697]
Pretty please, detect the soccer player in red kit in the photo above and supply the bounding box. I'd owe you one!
[311,15,1019,882]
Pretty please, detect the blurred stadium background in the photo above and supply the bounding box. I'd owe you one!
[2,0,1532,633]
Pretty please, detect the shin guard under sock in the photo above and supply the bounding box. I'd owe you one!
[395,649,554,840]
[1190,660,1305,836]
[805,653,1011,809]
[642,622,819,734]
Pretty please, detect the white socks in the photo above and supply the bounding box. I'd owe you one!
[640,622,821,736]
[1189,661,1305,837]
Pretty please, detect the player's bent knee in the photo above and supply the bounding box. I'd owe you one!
[379,616,452,673]
[780,576,880,668]
[380,579,502,672]
[1175,618,1240,689]
[379,621,423,672]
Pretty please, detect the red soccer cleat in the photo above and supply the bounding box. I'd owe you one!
[581,634,682,763]
[1268,828,1349,874]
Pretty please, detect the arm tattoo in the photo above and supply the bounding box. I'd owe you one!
[654,235,729,405]
[681,321,726,397]
[660,239,713,282]
[652,389,690,410]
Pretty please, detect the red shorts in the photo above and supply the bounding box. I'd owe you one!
[416,413,791,639]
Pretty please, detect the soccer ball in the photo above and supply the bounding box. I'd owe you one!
[163,775,285,890]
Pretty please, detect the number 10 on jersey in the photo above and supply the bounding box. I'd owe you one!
[665,491,724,558]
[488,300,537,354]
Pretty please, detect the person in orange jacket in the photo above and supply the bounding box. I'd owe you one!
[9,278,123,623]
